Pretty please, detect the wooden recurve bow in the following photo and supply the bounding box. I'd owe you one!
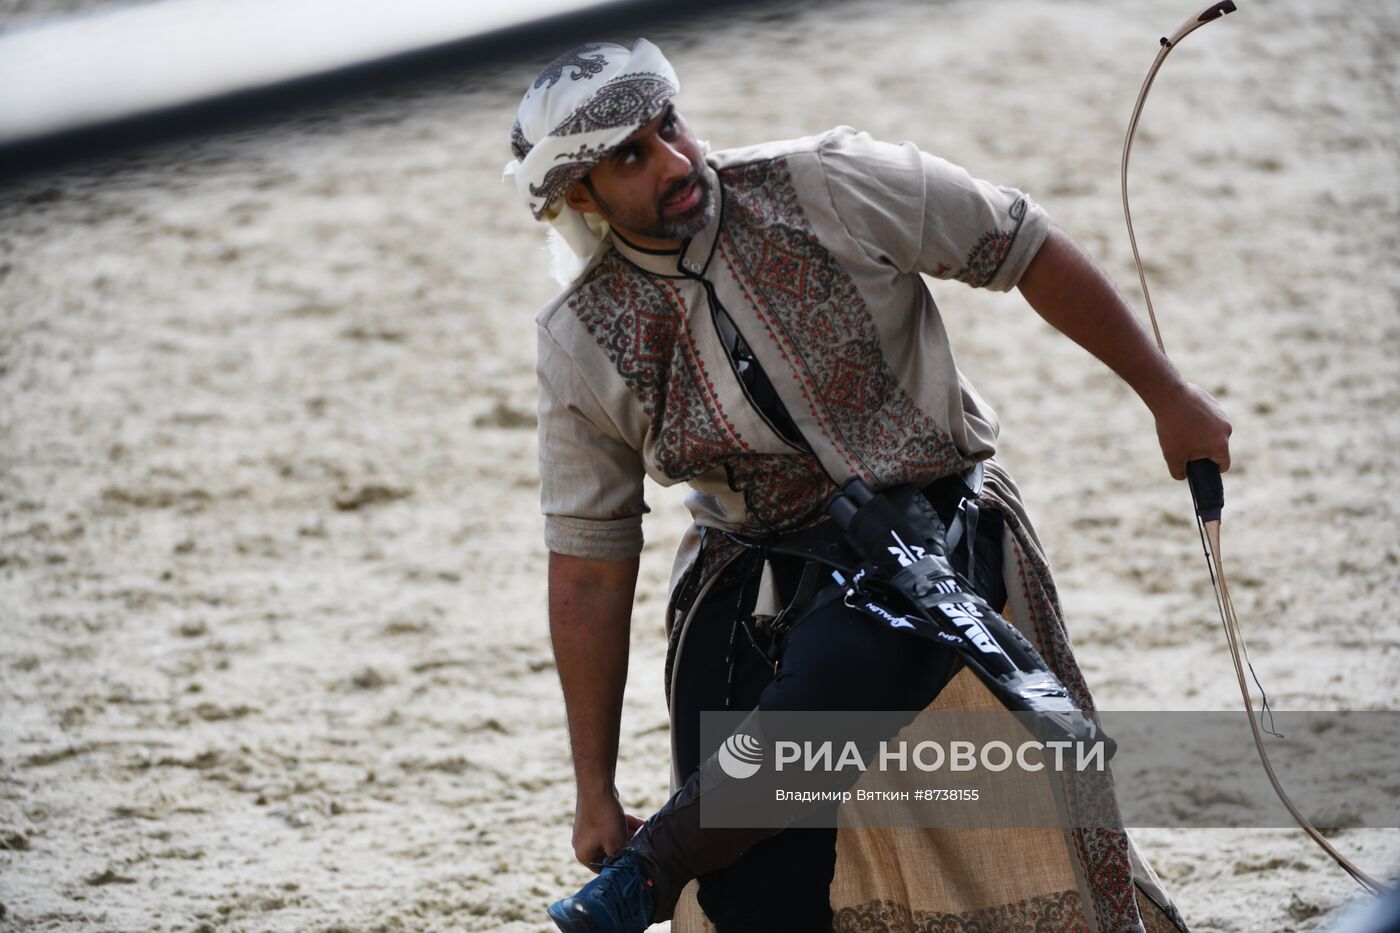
[1120,0,1391,897]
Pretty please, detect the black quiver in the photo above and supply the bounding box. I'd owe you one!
[828,477,1113,753]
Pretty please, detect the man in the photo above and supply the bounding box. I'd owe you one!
[506,39,1229,933]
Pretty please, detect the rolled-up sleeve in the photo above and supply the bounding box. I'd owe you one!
[816,126,1050,291]
[536,324,647,561]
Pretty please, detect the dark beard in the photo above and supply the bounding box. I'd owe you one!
[600,170,716,243]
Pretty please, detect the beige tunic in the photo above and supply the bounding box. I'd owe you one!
[534,127,1187,932]
[536,126,1046,569]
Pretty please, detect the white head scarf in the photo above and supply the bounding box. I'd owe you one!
[503,39,679,284]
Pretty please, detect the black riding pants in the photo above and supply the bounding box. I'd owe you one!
[668,508,1006,931]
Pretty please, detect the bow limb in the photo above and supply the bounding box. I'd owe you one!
[1119,0,1392,897]
[1121,0,1239,356]
[1120,38,1170,351]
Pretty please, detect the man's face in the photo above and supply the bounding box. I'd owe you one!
[565,104,715,250]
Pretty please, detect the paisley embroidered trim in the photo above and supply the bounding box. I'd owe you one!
[510,120,532,161]
[717,158,970,487]
[833,889,1089,932]
[550,74,676,138]
[533,43,608,90]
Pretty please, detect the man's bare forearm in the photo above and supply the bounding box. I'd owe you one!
[548,551,640,798]
[1016,225,1232,477]
[1017,225,1185,413]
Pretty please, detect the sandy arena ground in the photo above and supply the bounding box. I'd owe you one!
[1,0,1398,929]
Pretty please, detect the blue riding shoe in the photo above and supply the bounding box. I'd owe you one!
[546,852,656,932]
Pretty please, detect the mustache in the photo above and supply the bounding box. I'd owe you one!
[659,171,703,205]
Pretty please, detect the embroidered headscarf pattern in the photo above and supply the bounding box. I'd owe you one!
[509,121,531,161]
[504,39,680,268]
[549,75,676,138]
[533,43,608,89]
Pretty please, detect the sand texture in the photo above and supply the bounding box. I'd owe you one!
[1,0,1397,929]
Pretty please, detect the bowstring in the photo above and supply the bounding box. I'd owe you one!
[1120,2,1390,896]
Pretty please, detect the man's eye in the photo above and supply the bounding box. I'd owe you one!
[616,146,640,165]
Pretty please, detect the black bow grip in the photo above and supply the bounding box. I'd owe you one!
[1186,458,1224,522]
